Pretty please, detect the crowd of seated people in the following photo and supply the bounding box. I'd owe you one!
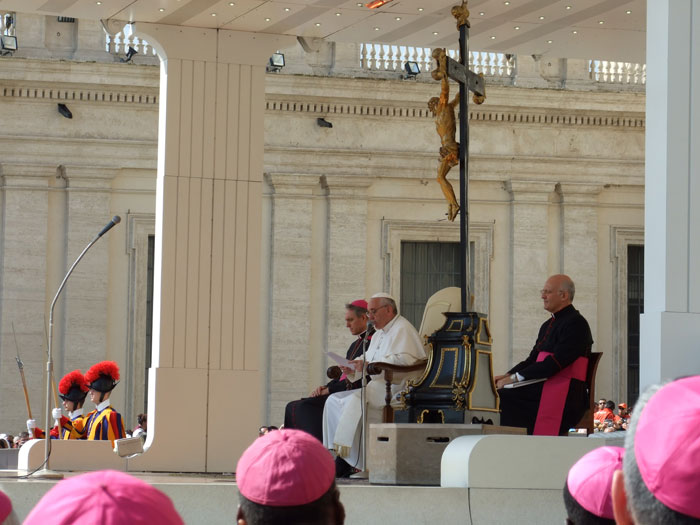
[564,375,700,524]
[593,399,631,432]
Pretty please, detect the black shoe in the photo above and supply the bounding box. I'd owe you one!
[335,457,354,478]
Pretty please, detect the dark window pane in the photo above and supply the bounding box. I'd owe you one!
[145,235,155,412]
[400,241,460,328]
[627,245,644,406]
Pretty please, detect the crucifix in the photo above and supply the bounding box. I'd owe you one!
[430,0,485,313]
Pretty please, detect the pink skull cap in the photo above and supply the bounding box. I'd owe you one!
[0,490,12,522]
[349,299,368,310]
[566,446,623,519]
[23,470,183,525]
[236,428,335,507]
[635,375,700,518]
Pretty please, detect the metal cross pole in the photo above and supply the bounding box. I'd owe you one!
[445,1,485,312]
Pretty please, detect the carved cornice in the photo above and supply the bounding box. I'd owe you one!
[0,84,158,105]
[266,98,645,129]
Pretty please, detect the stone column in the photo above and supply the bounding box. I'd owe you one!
[63,167,114,381]
[265,174,318,424]
[641,0,700,388]
[128,24,295,472]
[506,181,556,364]
[323,176,372,353]
[559,183,601,336]
[0,164,52,432]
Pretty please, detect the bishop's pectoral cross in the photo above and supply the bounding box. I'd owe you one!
[429,0,486,313]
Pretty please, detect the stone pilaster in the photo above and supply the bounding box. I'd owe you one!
[506,181,556,364]
[0,164,52,432]
[559,183,602,337]
[266,174,318,424]
[323,176,372,351]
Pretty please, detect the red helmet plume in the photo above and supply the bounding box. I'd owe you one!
[58,369,89,403]
[84,361,120,393]
[59,370,88,395]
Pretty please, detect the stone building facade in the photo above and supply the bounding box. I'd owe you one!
[0,15,644,434]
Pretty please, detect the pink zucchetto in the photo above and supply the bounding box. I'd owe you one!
[0,490,12,522]
[236,429,335,507]
[566,446,624,519]
[23,470,183,525]
[349,299,368,310]
[635,375,700,518]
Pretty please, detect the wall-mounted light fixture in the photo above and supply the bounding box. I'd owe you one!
[121,46,137,63]
[266,52,285,73]
[57,103,73,119]
[0,35,17,55]
[403,61,420,79]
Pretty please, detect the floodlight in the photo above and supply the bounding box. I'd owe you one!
[1,35,17,53]
[267,52,285,72]
[121,46,137,63]
[404,61,420,78]
[57,103,73,119]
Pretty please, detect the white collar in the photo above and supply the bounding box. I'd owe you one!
[380,314,400,333]
[96,399,111,412]
[69,407,84,419]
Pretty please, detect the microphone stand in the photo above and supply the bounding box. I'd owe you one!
[33,217,120,479]
[351,324,371,479]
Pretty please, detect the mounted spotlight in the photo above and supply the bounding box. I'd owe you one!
[121,46,137,63]
[57,103,73,119]
[1,35,17,55]
[317,117,333,128]
[266,52,285,73]
[403,61,420,79]
[365,0,394,8]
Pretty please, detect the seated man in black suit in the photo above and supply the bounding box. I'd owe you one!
[283,300,373,441]
[495,274,593,435]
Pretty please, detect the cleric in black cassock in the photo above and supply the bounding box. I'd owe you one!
[283,301,373,442]
[496,275,593,435]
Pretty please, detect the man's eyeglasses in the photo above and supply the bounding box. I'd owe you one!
[368,304,389,315]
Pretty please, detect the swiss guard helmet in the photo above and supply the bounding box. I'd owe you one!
[84,361,120,394]
[58,370,89,404]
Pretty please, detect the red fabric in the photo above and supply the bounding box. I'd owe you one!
[532,351,588,436]
[594,408,614,422]
[85,361,120,384]
[59,370,88,395]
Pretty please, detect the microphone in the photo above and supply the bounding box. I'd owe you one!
[367,320,375,329]
[97,215,121,238]
[39,213,122,477]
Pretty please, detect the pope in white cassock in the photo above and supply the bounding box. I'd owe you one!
[323,293,426,475]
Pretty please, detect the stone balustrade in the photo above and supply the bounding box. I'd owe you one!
[2,12,646,92]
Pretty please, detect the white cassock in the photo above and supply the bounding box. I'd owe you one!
[322,314,426,470]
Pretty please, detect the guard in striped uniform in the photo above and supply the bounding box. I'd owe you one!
[83,361,126,447]
[55,369,89,440]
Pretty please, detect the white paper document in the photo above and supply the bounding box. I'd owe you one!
[326,351,350,367]
[503,377,547,389]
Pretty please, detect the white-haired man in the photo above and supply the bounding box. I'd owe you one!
[322,293,426,477]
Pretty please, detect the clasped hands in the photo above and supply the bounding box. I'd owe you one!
[494,374,515,389]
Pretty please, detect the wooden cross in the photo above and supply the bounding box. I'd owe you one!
[432,0,486,313]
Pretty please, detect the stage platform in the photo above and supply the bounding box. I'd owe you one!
[1,471,562,524]
[0,433,626,524]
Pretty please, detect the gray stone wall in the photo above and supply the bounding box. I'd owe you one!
[0,18,644,432]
